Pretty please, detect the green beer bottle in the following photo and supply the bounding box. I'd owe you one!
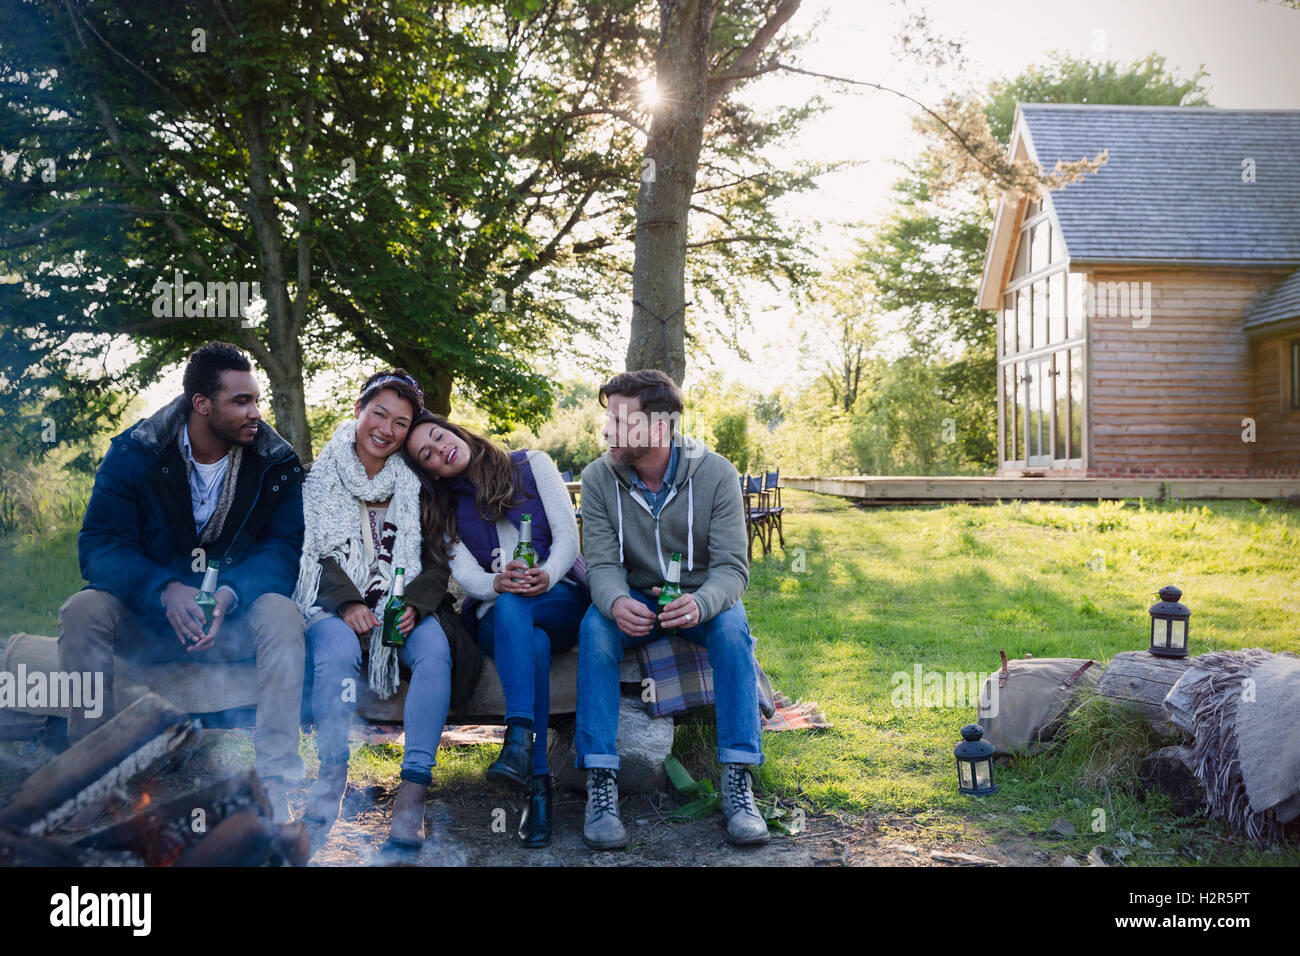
[513,513,536,568]
[194,561,220,632]
[381,567,407,648]
[658,552,683,635]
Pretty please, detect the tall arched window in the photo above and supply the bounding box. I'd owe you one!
[998,197,1086,471]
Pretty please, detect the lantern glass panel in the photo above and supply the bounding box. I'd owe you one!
[974,760,991,789]
[1151,618,1163,647]
[1171,619,1186,649]
[959,762,973,790]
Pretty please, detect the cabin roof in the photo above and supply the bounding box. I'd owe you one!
[1245,267,1300,331]
[1021,104,1300,266]
[978,105,1300,308]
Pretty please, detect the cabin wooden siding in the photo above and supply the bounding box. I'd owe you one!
[1083,266,1287,478]
[1247,327,1300,476]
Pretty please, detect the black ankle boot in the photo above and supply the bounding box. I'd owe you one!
[485,723,534,790]
[518,774,553,848]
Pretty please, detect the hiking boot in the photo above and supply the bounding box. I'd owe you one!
[721,764,770,846]
[262,776,292,825]
[387,780,427,848]
[304,759,349,823]
[485,723,534,791]
[582,768,627,850]
[518,774,553,848]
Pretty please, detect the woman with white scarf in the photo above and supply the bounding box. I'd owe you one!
[293,369,469,849]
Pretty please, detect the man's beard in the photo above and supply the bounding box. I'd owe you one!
[609,443,646,466]
[211,413,257,448]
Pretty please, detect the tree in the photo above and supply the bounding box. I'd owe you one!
[2,0,529,459]
[798,262,877,412]
[1,0,831,461]
[621,3,1117,384]
[711,410,751,470]
[626,0,806,381]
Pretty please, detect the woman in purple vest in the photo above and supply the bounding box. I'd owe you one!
[403,412,588,847]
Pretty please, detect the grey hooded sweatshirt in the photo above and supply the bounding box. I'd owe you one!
[580,433,749,625]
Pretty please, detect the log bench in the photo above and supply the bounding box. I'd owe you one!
[1093,651,1194,738]
[0,632,674,791]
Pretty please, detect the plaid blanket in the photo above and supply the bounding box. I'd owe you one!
[636,634,781,721]
[637,636,715,718]
[345,724,509,747]
[761,692,832,731]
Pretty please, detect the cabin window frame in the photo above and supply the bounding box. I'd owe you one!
[998,198,1086,473]
[1289,339,1300,411]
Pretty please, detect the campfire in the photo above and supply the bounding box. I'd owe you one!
[0,694,307,867]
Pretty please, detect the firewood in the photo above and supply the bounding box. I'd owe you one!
[75,770,270,866]
[271,821,311,867]
[0,826,140,867]
[174,808,275,866]
[172,809,307,867]
[0,825,94,866]
[0,693,200,837]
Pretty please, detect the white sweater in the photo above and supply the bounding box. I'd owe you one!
[447,450,580,619]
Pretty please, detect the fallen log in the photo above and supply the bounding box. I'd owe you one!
[1095,652,1192,737]
[0,693,200,837]
[75,770,271,866]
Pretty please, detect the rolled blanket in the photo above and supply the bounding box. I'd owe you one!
[1163,649,1300,845]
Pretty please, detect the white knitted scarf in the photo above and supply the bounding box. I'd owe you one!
[292,418,423,699]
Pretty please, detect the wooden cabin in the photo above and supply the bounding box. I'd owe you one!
[978,104,1300,478]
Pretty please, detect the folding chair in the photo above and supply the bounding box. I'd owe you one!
[741,474,771,559]
[763,469,784,549]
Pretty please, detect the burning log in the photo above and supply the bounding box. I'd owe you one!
[0,693,200,837]
[173,808,309,867]
[75,770,273,866]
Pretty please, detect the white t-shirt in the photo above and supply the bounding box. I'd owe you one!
[181,423,231,534]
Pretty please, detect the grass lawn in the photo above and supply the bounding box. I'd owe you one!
[3,489,1297,865]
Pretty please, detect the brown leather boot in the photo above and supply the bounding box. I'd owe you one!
[388,780,428,848]
[304,759,349,823]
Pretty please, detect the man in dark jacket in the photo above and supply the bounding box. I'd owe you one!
[58,342,306,820]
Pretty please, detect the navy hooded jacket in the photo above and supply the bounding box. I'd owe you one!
[78,395,305,620]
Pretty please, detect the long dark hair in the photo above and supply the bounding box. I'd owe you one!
[402,411,526,560]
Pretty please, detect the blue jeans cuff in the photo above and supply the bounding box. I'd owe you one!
[576,754,620,771]
[400,767,433,787]
[717,748,763,766]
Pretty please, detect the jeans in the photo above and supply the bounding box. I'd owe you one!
[477,580,587,774]
[576,590,763,769]
[307,613,451,785]
[58,589,306,781]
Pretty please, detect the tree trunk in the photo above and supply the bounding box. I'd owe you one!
[266,356,312,465]
[393,347,455,417]
[626,0,715,383]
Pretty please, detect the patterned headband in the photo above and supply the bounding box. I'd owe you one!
[362,373,424,402]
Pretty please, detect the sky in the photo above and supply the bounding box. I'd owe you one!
[139,0,1300,412]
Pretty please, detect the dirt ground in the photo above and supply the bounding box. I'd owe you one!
[295,779,1053,867]
[1,729,1051,867]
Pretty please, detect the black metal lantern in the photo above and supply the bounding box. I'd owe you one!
[954,724,998,796]
[1148,585,1191,658]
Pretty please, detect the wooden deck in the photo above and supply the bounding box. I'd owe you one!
[783,475,1300,503]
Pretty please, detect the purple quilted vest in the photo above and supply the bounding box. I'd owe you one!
[452,450,585,635]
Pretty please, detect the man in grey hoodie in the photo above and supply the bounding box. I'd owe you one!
[576,369,768,848]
